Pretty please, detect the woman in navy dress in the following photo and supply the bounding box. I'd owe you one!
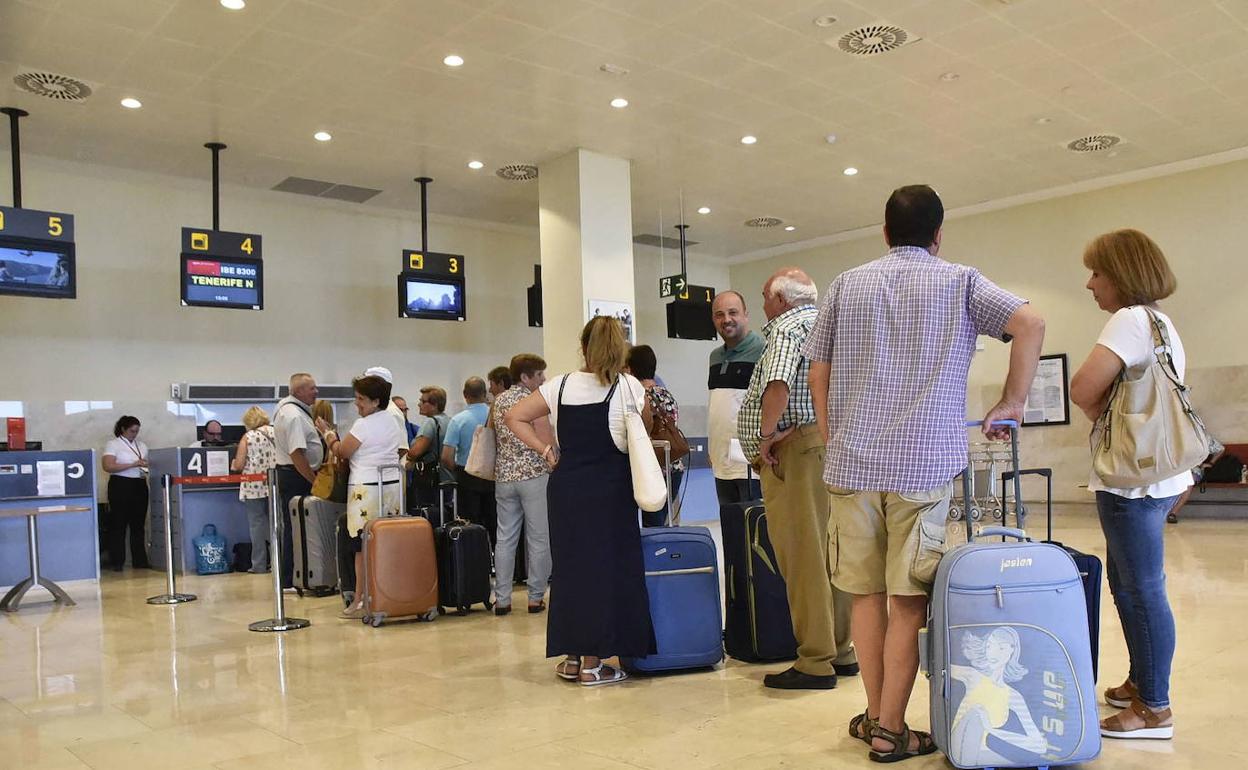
[505,317,656,686]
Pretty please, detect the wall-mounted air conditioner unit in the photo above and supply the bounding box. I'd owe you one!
[173,384,280,403]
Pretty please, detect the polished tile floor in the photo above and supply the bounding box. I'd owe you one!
[2,506,1242,769]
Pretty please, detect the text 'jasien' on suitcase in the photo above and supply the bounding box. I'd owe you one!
[433,483,494,614]
[361,464,440,627]
[289,496,342,597]
[622,441,724,674]
[921,421,1100,770]
[722,499,799,663]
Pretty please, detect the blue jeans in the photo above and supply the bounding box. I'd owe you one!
[1096,491,1179,709]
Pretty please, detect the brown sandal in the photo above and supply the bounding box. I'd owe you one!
[869,724,937,763]
[849,711,877,745]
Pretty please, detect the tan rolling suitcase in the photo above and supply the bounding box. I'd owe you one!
[360,465,439,627]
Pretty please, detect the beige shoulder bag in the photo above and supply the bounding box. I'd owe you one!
[1091,307,1210,488]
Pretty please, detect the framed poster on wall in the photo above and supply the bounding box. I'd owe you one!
[588,299,635,344]
[1023,353,1070,426]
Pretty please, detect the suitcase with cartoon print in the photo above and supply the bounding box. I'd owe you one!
[920,422,1100,769]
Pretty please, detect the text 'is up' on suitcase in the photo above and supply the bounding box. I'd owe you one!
[622,441,724,674]
[434,484,494,615]
[289,495,342,597]
[361,465,439,627]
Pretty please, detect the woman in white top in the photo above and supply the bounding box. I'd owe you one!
[231,406,277,573]
[506,317,656,687]
[101,416,150,572]
[317,374,406,620]
[1071,229,1185,741]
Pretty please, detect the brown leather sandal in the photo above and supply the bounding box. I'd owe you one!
[868,724,937,763]
[849,711,877,745]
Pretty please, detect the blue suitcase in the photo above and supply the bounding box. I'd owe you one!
[622,525,723,673]
[921,423,1100,769]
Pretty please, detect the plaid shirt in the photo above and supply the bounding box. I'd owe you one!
[802,246,1025,492]
[737,304,819,463]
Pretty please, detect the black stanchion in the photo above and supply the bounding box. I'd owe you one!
[249,469,310,632]
[147,474,197,605]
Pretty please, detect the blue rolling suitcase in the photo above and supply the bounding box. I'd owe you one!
[921,422,1100,769]
[622,442,724,674]
[722,500,799,662]
[622,525,723,673]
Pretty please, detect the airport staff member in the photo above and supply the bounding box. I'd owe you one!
[272,372,323,590]
[707,290,764,505]
[737,268,856,691]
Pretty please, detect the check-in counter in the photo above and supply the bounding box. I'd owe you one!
[147,446,252,574]
[0,449,99,597]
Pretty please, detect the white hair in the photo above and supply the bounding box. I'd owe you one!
[769,274,818,306]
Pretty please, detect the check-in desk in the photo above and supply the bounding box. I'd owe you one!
[147,446,252,574]
[0,449,99,610]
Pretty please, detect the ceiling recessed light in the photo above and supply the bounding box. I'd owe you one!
[813,15,839,27]
[443,54,464,67]
[825,133,837,144]
[843,166,858,176]
[120,97,142,109]
[610,97,629,108]
[697,206,711,215]
[467,160,484,170]
[939,71,960,82]
[740,135,757,145]
[784,225,796,231]
[220,0,245,9]
[313,131,332,142]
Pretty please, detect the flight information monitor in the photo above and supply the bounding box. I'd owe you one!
[179,226,263,311]
[0,205,76,300]
[397,273,465,321]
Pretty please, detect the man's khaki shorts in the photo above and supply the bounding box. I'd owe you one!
[827,484,952,597]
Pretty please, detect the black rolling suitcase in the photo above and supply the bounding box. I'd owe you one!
[431,483,493,614]
[1003,467,1103,681]
[721,499,798,662]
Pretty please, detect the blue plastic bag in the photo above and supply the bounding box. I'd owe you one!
[193,524,229,575]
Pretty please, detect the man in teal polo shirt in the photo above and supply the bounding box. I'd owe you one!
[707,290,765,505]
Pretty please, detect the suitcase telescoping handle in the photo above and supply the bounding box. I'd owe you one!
[652,439,674,526]
[1002,468,1053,541]
[375,463,405,518]
[973,526,1029,542]
[961,420,1022,542]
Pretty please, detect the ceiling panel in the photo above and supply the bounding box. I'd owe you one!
[2,0,1246,259]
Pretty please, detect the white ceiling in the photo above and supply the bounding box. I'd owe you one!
[2,0,1247,258]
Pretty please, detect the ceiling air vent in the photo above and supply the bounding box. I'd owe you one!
[271,176,382,203]
[13,71,93,101]
[496,163,539,181]
[744,217,784,228]
[1066,134,1121,153]
[835,24,910,56]
[633,234,700,250]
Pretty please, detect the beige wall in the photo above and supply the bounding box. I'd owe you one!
[0,153,729,486]
[731,158,1248,501]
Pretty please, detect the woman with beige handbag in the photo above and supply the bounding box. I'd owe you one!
[1071,229,1203,742]
[504,317,658,687]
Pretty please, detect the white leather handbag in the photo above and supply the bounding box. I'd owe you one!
[464,404,497,481]
[621,377,667,512]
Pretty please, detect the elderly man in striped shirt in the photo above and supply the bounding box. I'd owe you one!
[804,184,1045,762]
[737,267,857,691]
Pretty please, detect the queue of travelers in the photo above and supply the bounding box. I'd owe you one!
[100,183,1198,759]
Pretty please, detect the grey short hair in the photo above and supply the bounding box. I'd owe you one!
[768,274,818,306]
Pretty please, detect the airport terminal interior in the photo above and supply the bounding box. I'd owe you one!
[2,0,1248,768]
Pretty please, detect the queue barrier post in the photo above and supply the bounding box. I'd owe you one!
[249,469,310,632]
[146,474,198,605]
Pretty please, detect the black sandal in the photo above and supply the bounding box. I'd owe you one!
[868,724,937,764]
[849,711,877,745]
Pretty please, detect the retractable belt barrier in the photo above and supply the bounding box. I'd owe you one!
[249,469,310,632]
[146,474,199,606]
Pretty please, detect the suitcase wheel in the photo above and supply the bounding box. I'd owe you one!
[369,614,385,628]
[294,587,304,597]
[456,605,470,615]
[437,606,447,615]
[484,598,494,610]
[421,609,438,622]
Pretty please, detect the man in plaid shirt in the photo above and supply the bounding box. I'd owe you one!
[803,185,1045,762]
[737,267,856,690]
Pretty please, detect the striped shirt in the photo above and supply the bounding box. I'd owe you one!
[737,304,819,463]
[802,246,1025,492]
